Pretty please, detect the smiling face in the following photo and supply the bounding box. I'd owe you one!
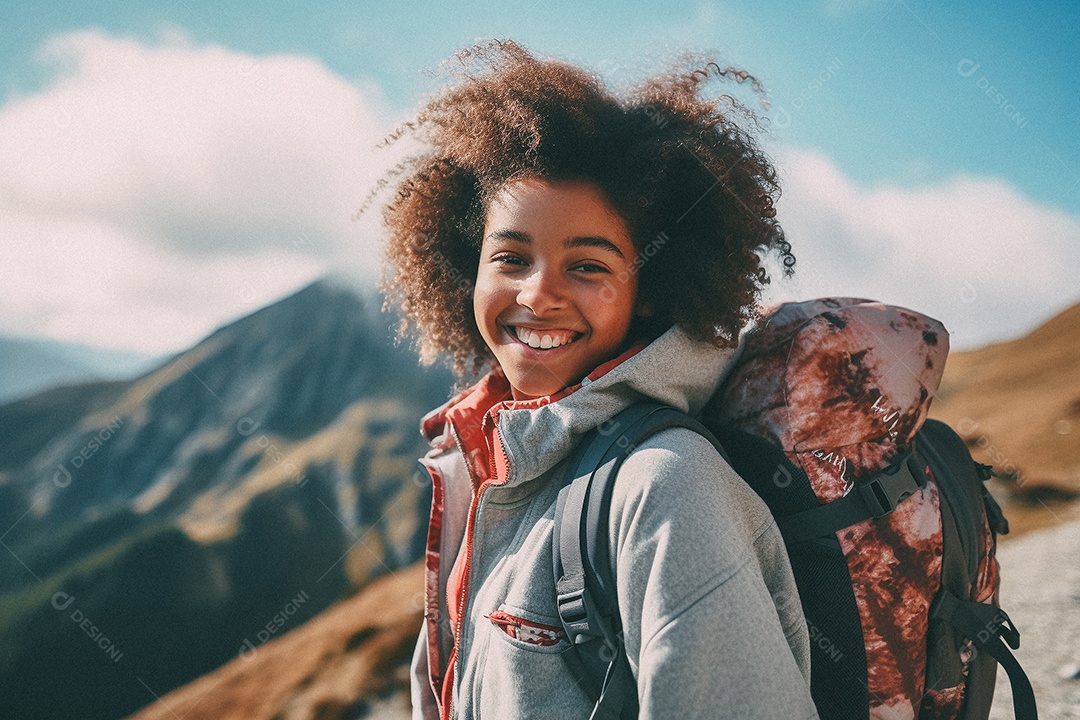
[474,177,642,401]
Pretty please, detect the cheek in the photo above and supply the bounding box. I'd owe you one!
[471,281,482,318]
[471,271,502,333]
[597,287,638,344]
[616,281,640,326]
[471,289,489,336]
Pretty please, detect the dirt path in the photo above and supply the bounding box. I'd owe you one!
[990,515,1080,719]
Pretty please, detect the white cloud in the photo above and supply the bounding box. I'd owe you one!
[3,30,1075,358]
[764,147,1080,349]
[0,30,408,354]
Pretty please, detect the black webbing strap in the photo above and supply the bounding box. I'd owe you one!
[776,451,924,544]
[553,403,659,718]
[917,423,1037,719]
[917,425,979,579]
[553,401,723,719]
[932,589,1038,720]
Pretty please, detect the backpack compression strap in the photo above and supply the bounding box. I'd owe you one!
[553,401,725,720]
[775,451,926,544]
[931,590,1037,720]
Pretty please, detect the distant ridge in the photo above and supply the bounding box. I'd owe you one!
[0,334,159,404]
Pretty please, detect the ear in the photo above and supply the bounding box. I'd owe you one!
[635,298,654,317]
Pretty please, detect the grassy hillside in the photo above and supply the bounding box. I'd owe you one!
[931,300,1080,496]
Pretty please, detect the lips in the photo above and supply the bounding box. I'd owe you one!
[507,325,582,350]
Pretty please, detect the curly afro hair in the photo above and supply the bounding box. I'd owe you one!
[377,39,794,377]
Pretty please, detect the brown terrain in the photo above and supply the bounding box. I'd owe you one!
[930,300,1080,509]
[125,562,424,720]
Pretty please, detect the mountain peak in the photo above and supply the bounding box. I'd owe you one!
[8,274,451,522]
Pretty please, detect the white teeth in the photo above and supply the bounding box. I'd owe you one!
[515,327,541,347]
[513,327,576,349]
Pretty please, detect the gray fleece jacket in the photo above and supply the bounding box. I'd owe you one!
[410,325,819,720]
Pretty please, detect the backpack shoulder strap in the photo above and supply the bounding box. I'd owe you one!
[553,401,723,719]
[917,420,1037,720]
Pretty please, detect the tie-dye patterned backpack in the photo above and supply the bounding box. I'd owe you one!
[554,298,1037,720]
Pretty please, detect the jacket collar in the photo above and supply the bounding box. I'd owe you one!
[421,325,739,488]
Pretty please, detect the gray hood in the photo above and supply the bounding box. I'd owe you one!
[422,324,739,488]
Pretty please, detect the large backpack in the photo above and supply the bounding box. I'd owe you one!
[553,298,1037,720]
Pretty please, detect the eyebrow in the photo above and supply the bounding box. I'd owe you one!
[485,229,627,259]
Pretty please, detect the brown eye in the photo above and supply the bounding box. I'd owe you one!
[492,253,527,266]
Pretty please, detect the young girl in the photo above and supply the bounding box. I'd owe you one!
[379,39,818,720]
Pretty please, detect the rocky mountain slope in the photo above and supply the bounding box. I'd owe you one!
[0,279,452,720]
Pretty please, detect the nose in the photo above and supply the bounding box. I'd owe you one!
[516,265,565,316]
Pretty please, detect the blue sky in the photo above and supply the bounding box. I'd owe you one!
[1,0,1078,355]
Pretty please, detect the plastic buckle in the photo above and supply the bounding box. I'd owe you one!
[557,586,601,645]
[987,606,1021,649]
[858,457,921,518]
[998,615,1020,649]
